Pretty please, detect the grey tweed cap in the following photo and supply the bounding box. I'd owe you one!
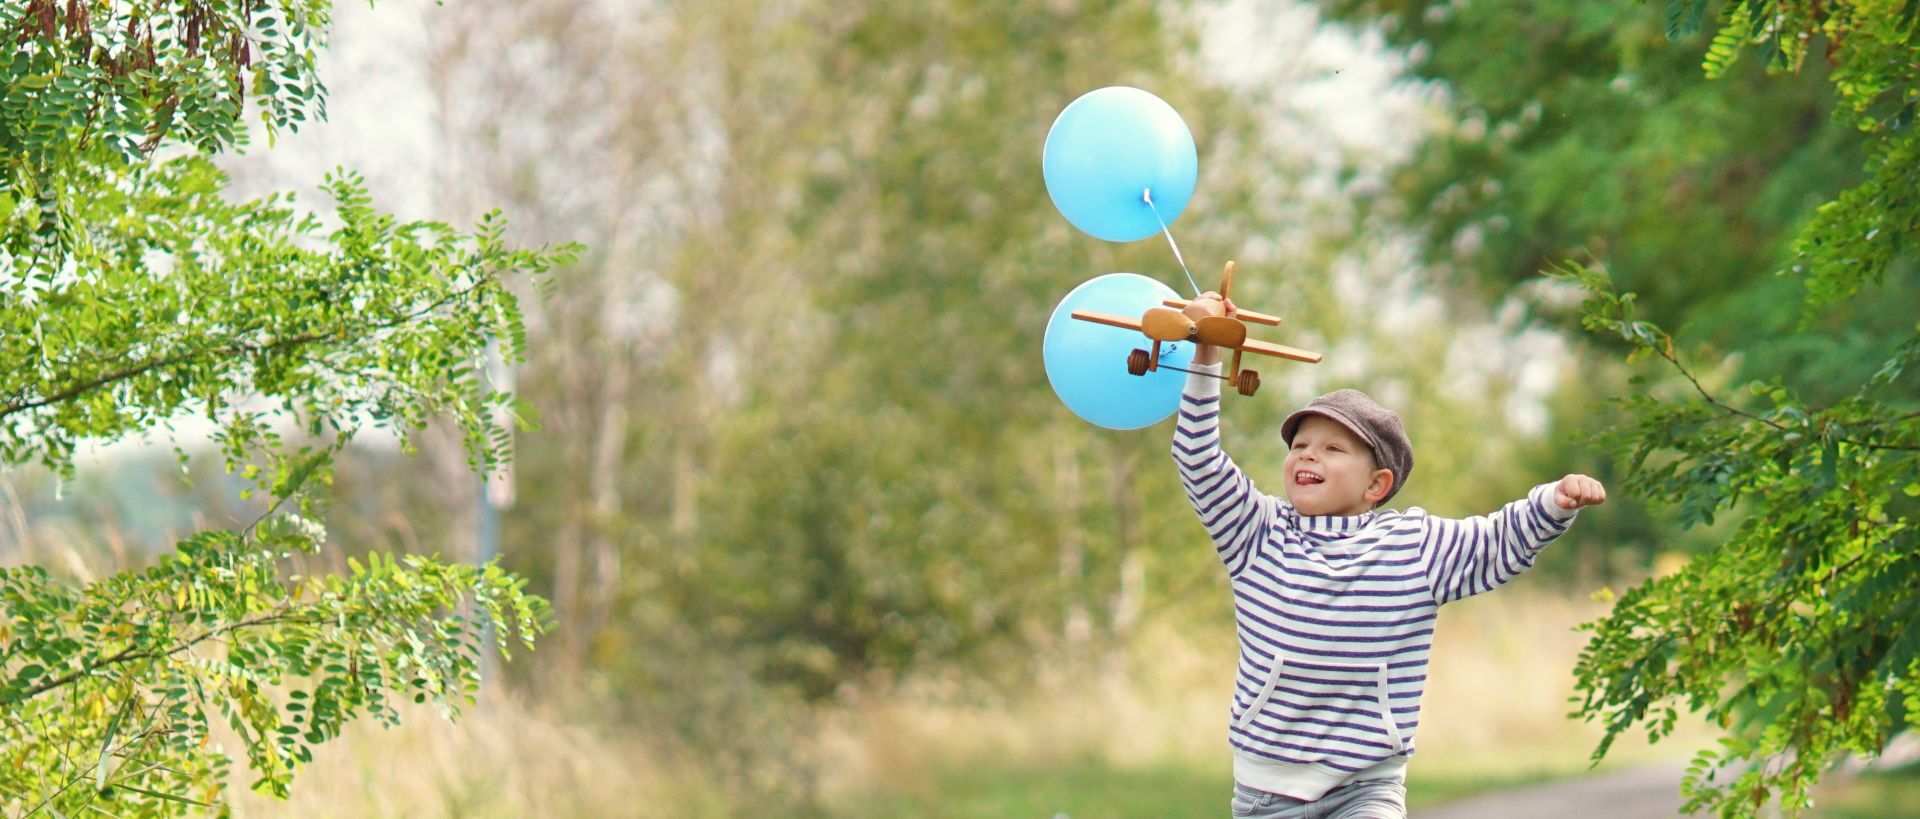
[1280,389,1414,507]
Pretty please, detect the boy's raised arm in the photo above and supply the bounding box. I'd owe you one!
[1172,293,1285,579]
[1420,474,1605,605]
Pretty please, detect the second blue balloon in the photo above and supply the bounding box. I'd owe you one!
[1042,273,1195,430]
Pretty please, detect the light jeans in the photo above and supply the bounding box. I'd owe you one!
[1230,779,1408,819]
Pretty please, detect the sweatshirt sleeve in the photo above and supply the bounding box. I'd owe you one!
[1420,482,1578,605]
[1172,362,1285,579]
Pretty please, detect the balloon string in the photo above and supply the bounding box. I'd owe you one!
[1144,188,1201,298]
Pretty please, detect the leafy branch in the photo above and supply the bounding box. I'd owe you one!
[4,613,318,707]
[0,1,572,814]
[0,157,582,479]
[1,254,508,421]
[1,516,553,814]
[1554,260,1919,816]
[1552,262,1920,454]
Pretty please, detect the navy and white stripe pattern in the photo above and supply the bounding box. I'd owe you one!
[1174,373,1577,792]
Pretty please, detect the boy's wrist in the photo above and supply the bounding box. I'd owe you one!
[1534,482,1579,521]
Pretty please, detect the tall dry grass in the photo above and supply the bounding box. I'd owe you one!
[35,587,1711,817]
[224,694,730,819]
[805,586,1714,811]
[0,475,716,818]
[1415,587,1713,779]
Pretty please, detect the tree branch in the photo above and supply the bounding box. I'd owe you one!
[1655,337,1920,452]
[1,328,340,421]
[0,272,495,423]
[3,612,317,707]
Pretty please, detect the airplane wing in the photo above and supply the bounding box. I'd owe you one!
[1069,310,1144,332]
[1241,338,1323,364]
[1070,310,1323,365]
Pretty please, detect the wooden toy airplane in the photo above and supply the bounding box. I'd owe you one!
[1070,261,1321,396]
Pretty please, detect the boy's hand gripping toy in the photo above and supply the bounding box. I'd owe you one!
[1067,261,1321,397]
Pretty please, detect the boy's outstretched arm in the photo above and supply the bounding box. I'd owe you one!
[1172,293,1285,579]
[1421,474,1607,605]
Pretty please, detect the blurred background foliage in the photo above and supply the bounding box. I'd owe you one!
[4,0,1912,815]
[1321,0,1914,401]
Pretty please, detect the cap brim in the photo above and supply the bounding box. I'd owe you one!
[1281,407,1385,456]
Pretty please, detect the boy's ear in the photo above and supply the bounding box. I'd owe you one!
[1365,469,1394,506]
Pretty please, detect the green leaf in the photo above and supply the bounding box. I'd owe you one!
[110,784,212,807]
[1703,1,1753,79]
[95,694,130,791]
[1667,0,1711,37]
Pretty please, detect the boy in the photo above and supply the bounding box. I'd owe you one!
[1173,292,1606,818]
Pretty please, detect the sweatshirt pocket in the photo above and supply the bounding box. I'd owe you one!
[1234,657,1287,731]
[1236,657,1405,762]
[1369,664,1407,754]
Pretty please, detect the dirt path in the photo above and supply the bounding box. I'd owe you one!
[1418,763,1689,818]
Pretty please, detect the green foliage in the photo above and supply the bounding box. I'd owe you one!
[1547,5,1920,813]
[1320,0,1920,811]
[2,156,566,481]
[0,503,547,815]
[1547,0,1920,811]
[1668,0,1712,37]
[1799,123,1920,312]
[1,0,330,184]
[1,0,574,813]
[1701,0,1754,79]
[1319,0,1886,401]
[1557,263,1918,816]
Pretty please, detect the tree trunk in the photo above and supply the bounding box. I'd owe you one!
[1056,436,1090,651]
[580,296,633,657]
[1108,446,1144,644]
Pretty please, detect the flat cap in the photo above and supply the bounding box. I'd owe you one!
[1281,389,1414,507]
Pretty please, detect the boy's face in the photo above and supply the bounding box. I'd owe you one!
[1283,415,1395,517]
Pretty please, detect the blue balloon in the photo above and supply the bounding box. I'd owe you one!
[1042,87,1199,243]
[1044,273,1195,430]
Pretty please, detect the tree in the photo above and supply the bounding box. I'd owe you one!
[1560,1,1919,811]
[0,0,572,813]
[1315,0,1919,811]
[1320,0,1920,813]
[1319,0,1912,403]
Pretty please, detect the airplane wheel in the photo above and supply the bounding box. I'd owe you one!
[1127,348,1151,376]
[1237,369,1260,396]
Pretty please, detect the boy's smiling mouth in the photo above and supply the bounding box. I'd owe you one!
[1294,470,1324,485]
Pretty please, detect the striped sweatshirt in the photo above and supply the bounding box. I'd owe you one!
[1173,368,1578,800]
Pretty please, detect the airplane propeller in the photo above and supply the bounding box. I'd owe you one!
[1138,309,1250,349]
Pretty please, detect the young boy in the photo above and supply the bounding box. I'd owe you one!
[1173,292,1606,818]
